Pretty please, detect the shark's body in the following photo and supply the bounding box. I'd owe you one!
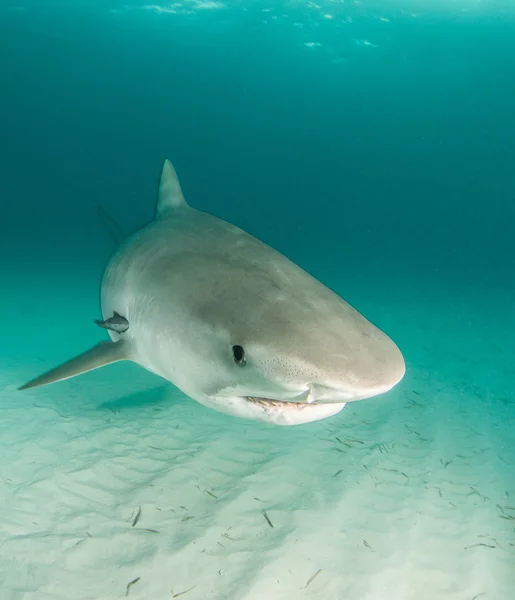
[19,160,405,425]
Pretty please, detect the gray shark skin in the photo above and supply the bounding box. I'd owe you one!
[18,160,405,426]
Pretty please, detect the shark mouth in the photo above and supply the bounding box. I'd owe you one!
[246,396,315,410]
[215,395,347,426]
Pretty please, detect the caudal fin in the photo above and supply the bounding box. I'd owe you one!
[96,204,126,246]
[18,340,129,391]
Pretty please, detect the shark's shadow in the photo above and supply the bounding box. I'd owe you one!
[97,384,179,412]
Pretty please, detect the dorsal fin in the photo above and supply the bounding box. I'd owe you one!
[156,159,188,216]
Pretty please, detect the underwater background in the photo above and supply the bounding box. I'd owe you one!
[1,1,515,599]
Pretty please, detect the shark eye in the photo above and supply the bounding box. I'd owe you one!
[232,345,246,366]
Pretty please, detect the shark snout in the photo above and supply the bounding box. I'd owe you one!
[307,341,406,404]
[308,376,401,403]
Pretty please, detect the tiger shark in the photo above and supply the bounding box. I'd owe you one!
[19,159,405,425]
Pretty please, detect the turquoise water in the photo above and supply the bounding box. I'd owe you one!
[1,2,515,599]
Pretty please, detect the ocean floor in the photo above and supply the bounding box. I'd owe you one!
[1,267,514,600]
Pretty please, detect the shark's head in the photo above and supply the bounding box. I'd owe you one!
[169,267,405,426]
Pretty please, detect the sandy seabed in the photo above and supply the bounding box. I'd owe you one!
[1,273,514,600]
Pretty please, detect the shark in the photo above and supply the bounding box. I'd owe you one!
[18,159,405,426]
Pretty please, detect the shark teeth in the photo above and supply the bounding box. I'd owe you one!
[246,397,311,410]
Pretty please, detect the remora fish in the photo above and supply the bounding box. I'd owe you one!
[19,160,405,425]
[95,311,129,333]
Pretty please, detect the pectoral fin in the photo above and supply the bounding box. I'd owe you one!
[18,340,129,391]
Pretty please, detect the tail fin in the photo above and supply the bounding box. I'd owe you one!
[96,204,126,246]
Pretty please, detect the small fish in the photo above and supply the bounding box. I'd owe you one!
[95,311,129,333]
[303,568,322,589]
[172,586,196,598]
[408,399,423,408]
[262,509,274,528]
[132,506,141,527]
[125,577,140,596]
